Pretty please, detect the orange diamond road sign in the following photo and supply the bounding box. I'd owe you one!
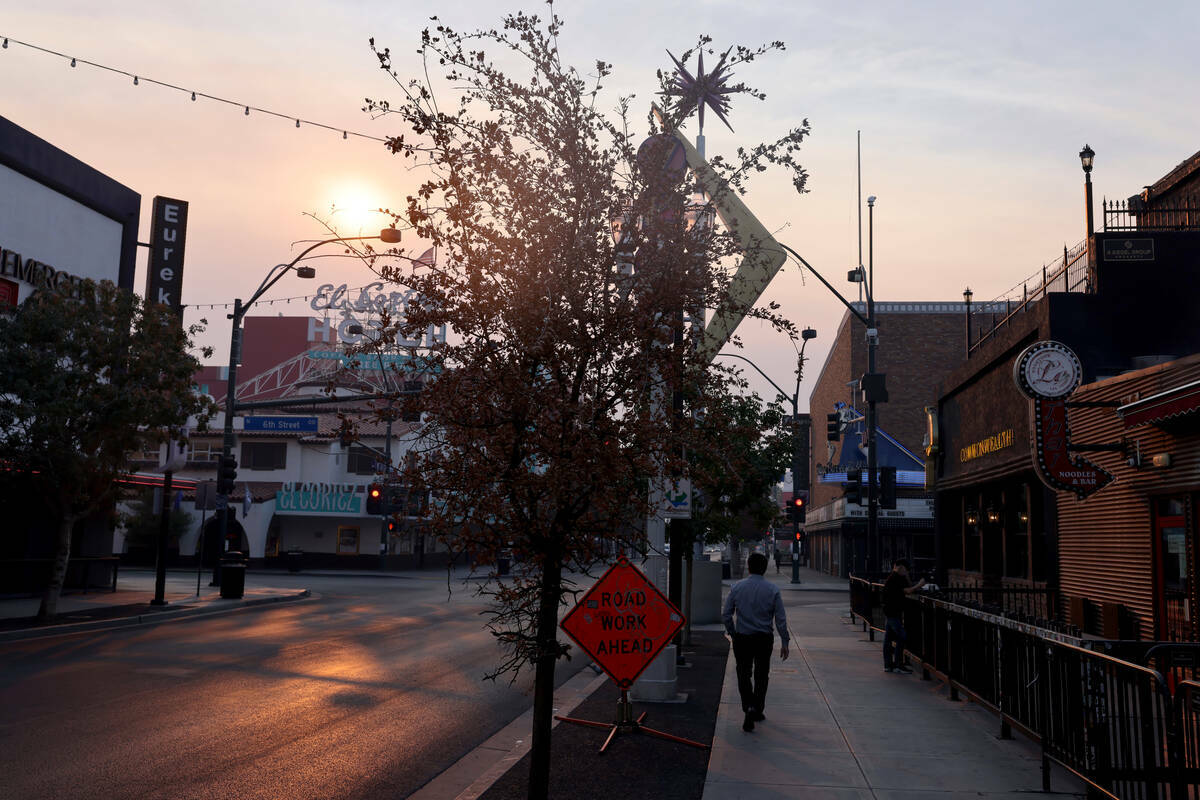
[560,556,685,688]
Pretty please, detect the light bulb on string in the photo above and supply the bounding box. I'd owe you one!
[191,91,196,101]
[70,57,76,67]
[2,39,8,49]
[343,131,347,139]
[244,106,250,116]
[133,75,138,85]
[296,119,300,128]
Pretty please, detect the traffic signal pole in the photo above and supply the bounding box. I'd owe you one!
[214,297,243,585]
[865,198,878,574]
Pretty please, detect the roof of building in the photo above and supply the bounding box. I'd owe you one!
[1148,148,1200,199]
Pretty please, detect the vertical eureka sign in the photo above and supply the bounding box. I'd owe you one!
[144,197,188,317]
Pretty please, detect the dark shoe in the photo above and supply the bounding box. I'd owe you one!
[883,666,894,673]
[896,665,913,674]
[752,711,765,722]
[742,711,755,732]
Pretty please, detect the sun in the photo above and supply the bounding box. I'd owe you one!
[328,183,387,234]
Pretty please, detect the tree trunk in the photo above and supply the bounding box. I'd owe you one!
[527,556,563,800]
[38,515,75,621]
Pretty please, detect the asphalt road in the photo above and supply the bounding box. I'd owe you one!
[0,570,591,800]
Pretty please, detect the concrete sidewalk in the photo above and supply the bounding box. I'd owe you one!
[703,568,1087,799]
[0,569,310,640]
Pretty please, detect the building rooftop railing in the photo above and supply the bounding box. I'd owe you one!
[1105,197,1200,232]
[966,239,1088,356]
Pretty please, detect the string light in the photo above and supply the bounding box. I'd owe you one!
[0,35,389,143]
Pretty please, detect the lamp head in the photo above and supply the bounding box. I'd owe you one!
[801,327,817,341]
[1079,144,1095,174]
[380,228,402,244]
[963,287,973,304]
[295,266,316,279]
[866,195,876,206]
[347,323,364,336]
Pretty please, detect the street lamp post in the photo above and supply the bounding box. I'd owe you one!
[213,230,401,582]
[715,328,816,585]
[1080,144,1096,290]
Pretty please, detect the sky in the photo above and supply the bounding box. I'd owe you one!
[4,0,1199,412]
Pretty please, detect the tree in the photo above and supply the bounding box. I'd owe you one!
[0,280,212,620]
[119,488,192,557]
[361,9,807,797]
[689,389,792,544]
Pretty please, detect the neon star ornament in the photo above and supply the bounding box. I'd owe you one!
[665,46,739,135]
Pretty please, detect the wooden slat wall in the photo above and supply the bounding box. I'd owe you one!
[1056,355,1200,639]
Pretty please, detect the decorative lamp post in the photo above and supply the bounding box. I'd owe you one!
[1080,144,1096,289]
[963,286,973,357]
[212,229,401,583]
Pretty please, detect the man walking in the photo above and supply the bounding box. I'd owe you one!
[882,558,926,673]
[722,552,789,732]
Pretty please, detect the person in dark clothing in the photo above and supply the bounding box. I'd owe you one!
[722,552,789,732]
[882,558,926,673]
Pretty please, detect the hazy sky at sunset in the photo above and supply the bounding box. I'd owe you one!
[4,1,1198,410]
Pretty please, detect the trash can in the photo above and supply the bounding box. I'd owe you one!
[220,552,246,599]
[497,551,511,576]
[285,549,304,573]
[721,561,731,580]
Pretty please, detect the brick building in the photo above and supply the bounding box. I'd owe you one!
[930,150,1200,643]
[805,302,965,576]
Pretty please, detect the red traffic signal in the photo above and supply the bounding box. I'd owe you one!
[795,531,802,541]
[366,483,384,515]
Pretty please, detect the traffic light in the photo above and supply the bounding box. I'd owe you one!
[792,494,806,524]
[844,468,862,505]
[217,455,238,495]
[366,483,384,515]
[880,466,897,510]
[387,519,397,533]
[826,412,840,442]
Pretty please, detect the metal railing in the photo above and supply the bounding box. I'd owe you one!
[968,239,1088,355]
[1105,199,1200,232]
[849,576,1199,798]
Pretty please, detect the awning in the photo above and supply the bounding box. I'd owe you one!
[1118,379,1200,428]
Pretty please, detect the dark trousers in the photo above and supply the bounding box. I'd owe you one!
[883,616,907,669]
[732,632,774,713]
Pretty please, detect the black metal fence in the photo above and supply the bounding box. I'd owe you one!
[1105,199,1200,232]
[849,576,1199,798]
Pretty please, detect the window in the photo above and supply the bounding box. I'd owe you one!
[188,441,220,463]
[347,446,379,476]
[337,526,360,555]
[241,441,287,470]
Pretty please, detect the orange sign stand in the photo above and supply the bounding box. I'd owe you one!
[556,556,708,753]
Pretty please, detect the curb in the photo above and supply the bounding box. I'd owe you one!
[0,589,312,643]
